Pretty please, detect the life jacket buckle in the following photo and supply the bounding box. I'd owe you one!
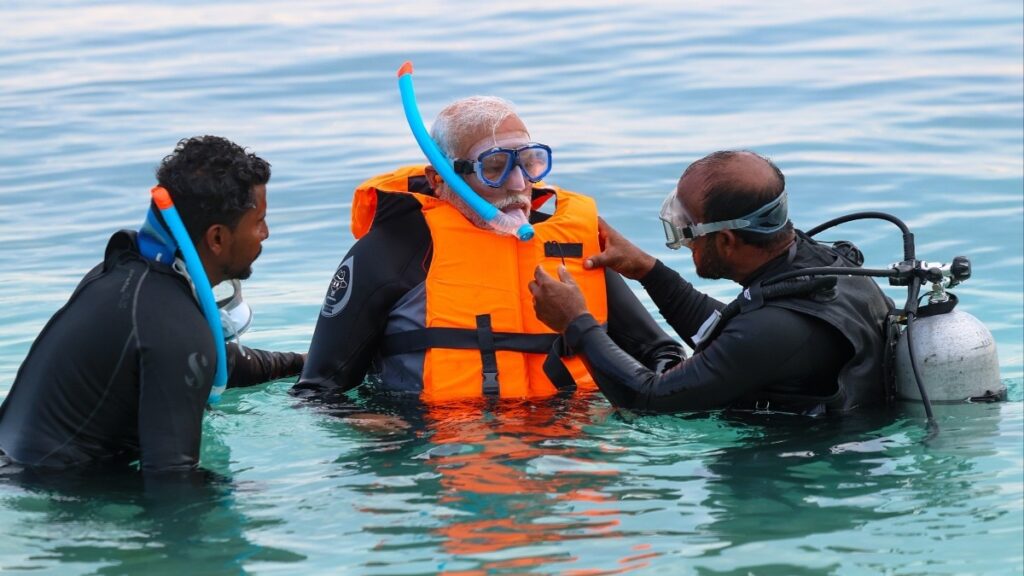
[482,371,500,395]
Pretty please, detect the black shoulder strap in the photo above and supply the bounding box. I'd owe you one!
[693,276,838,354]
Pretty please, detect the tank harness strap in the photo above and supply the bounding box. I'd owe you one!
[475,314,500,395]
[693,275,839,354]
[916,293,958,318]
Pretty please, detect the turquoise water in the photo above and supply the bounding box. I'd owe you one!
[1,0,1022,573]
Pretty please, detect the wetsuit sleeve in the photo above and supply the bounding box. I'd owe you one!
[603,268,685,372]
[135,287,212,473]
[565,306,848,412]
[639,260,726,348]
[295,199,430,398]
[226,343,304,388]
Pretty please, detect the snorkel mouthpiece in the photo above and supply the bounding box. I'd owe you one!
[150,186,229,403]
[397,61,535,241]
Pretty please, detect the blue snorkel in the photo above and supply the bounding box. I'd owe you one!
[397,61,534,241]
[150,186,229,403]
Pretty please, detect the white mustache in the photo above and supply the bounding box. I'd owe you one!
[495,195,531,211]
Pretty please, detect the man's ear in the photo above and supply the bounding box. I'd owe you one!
[203,224,230,257]
[424,165,443,189]
[717,229,740,256]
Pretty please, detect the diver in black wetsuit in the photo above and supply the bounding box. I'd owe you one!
[529,150,892,416]
[0,136,303,474]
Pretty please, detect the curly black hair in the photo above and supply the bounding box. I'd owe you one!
[155,135,271,244]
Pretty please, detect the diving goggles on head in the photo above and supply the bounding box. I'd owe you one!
[216,279,253,341]
[453,143,552,188]
[659,190,789,249]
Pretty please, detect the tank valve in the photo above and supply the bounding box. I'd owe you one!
[949,256,971,287]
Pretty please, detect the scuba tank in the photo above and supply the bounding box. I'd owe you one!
[762,211,1004,430]
[892,258,1004,402]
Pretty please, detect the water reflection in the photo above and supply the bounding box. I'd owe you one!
[652,404,1016,574]
[0,433,303,575]
[313,392,661,574]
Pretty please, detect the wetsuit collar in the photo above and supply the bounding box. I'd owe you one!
[740,238,799,287]
[136,208,255,344]
[137,207,178,265]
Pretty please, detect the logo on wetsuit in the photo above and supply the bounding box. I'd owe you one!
[185,352,208,389]
[321,255,354,318]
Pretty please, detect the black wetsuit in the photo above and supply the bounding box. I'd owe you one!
[296,188,684,398]
[0,231,303,472]
[563,235,892,415]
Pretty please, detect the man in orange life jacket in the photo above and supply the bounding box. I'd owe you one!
[529,150,892,416]
[295,96,684,402]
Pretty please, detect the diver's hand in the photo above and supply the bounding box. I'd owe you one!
[529,265,589,333]
[584,218,656,280]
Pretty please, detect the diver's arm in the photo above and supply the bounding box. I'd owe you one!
[566,308,837,412]
[226,343,304,388]
[639,260,725,348]
[293,249,390,396]
[603,268,685,372]
[294,221,430,398]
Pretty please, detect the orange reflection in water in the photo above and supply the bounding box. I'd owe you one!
[414,396,658,574]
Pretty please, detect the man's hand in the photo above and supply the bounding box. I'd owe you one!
[528,265,589,333]
[584,218,657,280]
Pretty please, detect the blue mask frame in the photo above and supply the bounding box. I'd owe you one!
[453,143,552,188]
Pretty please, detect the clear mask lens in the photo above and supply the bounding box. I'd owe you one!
[215,279,253,341]
[661,217,685,249]
[517,145,551,180]
[480,151,512,184]
[659,190,691,249]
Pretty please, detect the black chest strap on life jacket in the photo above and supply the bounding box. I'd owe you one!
[475,314,500,395]
[692,275,839,354]
[380,319,579,394]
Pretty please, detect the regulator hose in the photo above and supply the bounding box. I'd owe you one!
[796,211,937,430]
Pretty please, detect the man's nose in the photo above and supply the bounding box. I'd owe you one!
[505,165,528,191]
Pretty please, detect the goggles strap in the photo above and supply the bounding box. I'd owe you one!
[686,219,751,239]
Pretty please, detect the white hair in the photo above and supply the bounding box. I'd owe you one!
[430,96,518,159]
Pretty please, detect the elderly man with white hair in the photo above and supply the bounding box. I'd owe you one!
[296,96,683,403]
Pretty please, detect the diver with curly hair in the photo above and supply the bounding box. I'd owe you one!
[0,136,304,477]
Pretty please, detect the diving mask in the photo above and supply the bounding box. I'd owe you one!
[453,143,552,188]
[216,279,253,341]
[659,190,789,249]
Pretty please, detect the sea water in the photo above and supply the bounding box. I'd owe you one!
[1,1,1021,574]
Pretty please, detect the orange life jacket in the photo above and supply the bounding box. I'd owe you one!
[352,165,609,402]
